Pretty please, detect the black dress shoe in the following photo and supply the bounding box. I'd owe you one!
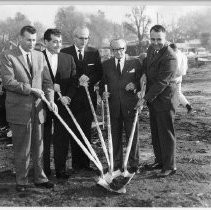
[34,181,54,188]
[144,162,162,171]
[83,167,97,172]
[56,171,70,179]
[16,185,29,192]
[157,169,176,178]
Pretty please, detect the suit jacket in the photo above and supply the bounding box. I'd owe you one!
[61,45,102,113]
[100,57,142,119]
[0,46,54,125]
[42,50,77,120]
[144,44,178,112]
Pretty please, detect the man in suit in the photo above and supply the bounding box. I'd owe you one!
[0,25,57,192]
[61,26,102,172]
[43,28,76,179]
[100,38,143,173]
[140,25,178,177]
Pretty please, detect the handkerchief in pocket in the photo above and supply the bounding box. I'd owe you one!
[88,63,95,66]
[128,68,135,73]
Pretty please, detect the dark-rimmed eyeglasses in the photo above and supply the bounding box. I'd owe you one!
[76,36,89,40]
[112,48,125,52]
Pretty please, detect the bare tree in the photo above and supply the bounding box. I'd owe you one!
[123,6,151,44]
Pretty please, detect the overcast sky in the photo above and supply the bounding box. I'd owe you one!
[0,1,210,28]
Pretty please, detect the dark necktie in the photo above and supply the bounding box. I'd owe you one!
[117,59,121,76]
[26,54,33,77]
[78,50,83,61]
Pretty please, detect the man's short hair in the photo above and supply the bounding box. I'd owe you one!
[73,26,89,37]
[44,28,62,41]
[150,25,166,33]
[20,25,36,36]
[110,38,127,49]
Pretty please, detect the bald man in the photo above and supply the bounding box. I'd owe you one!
[100,38,143,173]
[61,26,103,172]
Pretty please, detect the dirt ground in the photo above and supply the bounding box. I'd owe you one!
[0,63,211,207]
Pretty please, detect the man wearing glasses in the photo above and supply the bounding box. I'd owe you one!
[100,38,143,173]
[140,25,178,177]
[61,26,102,173]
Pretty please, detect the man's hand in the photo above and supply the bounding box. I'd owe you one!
[102,91,110,101]
[31,88,44,98]
[135,98,146,113]
[60,96,71,106]
[125,82,136,91]
[140,74,147,87]
[54,83,61,93]
[49,101,58,113]
[79,74,89,87]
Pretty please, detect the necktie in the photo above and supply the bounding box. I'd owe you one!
[117,59,121,76]
[78,50,83,61]
[26,54,33,77]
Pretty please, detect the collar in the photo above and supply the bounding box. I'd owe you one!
[46,48,58,58]
[74,45,84,54]
[19,45,31,57]
[115,56,125,64]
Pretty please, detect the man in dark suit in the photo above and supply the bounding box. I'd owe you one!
[43,29,76,179]
[100,38,143,173]
[61,26,102,172]
[0,25,57,192]
[140,25,178,177]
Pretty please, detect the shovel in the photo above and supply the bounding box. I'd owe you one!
[109,82,146,193]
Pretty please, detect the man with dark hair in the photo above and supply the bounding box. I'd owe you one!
[0,25,57,192]
[61,26,102,172]
[140,24,178,177]
[100,38,143,173]
[43,28,76,179]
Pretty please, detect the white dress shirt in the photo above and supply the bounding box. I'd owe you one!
[46,49,58,77]
[115,56,125,73]
[74,45,84,60]
[19,45,32,65]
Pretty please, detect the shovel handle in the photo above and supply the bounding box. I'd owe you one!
[84,85,111,168]
[41,94,103,172]
[57,91,103,170]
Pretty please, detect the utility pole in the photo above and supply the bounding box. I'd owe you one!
[157,12,159,24]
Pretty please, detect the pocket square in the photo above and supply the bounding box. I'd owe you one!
[88,63,95,66]
[128,69,135,73]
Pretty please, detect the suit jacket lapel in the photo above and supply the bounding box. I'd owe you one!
[111,57,120,77]
[16,47,32,79]
[31,50,37,78]
[122,59,129,75]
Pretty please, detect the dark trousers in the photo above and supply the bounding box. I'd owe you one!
[111,108,140,169]
[149,107,176,170]
[69,110,93,170]
[43,111,53,175]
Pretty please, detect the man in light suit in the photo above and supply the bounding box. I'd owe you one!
[140,25,178,177]
[0,25,57,192]
[42,28,76,179]
[100,38,143,173]
[61,26,102,172]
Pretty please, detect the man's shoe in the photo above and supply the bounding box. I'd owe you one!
[35,181,54,188]
[186,104,193,114]
[16,185,28,192]
[157,169,176,178]
[56,171,70,179]
[44,170,52,177]
[83,167,97,172]
[144,162,162,171]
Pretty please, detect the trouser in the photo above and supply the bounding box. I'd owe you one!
[176,82,189,107]
[149,107,176,170]
[111,108,140,169]
[69,110,93,170]
[43,111,54,174]
[10,109,48,185]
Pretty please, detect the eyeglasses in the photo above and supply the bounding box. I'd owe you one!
[150,38,162,42]
[76,36,89,40]
[112,48,125,52]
